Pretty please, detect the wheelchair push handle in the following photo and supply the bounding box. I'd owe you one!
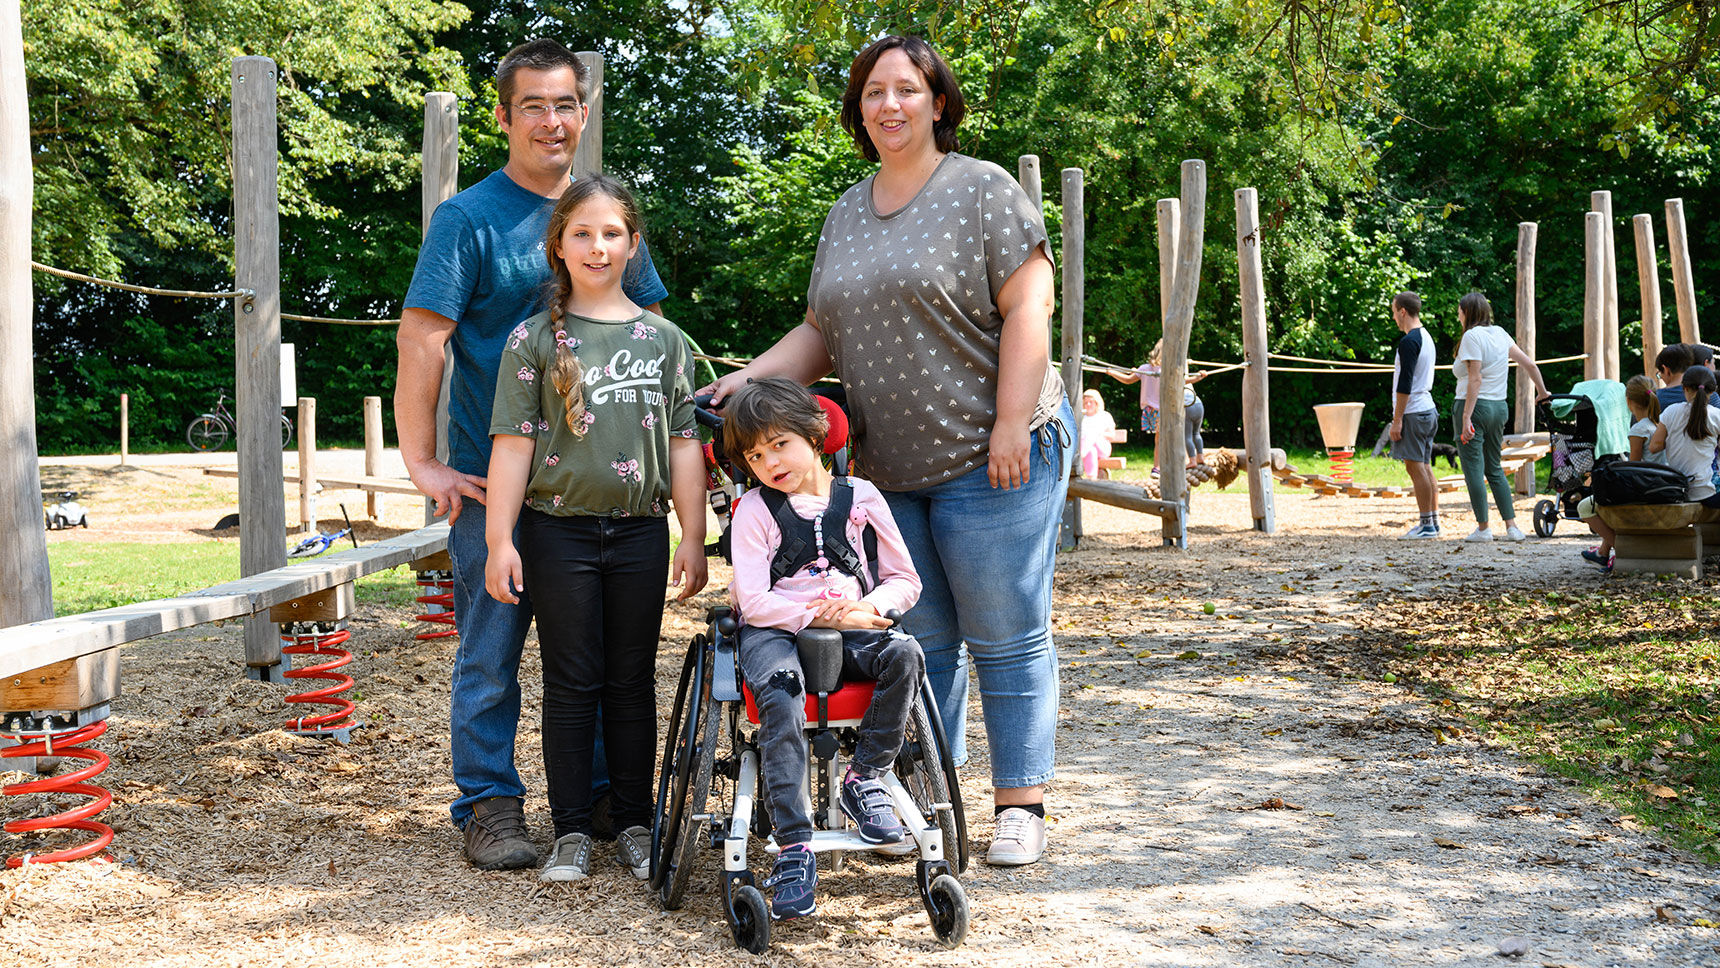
[693,393,724,430]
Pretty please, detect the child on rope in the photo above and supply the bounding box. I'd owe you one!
[723,377,925,920]
[1109,338,1210,469]
[484,176,708,883]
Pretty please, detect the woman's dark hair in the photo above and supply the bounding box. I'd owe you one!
[1656,342,1695,376]
[839,36,965,163]
[498,39,588,113]
[1681,365,1716,441]
[723,378,830,468]
[1458,291,1491,329]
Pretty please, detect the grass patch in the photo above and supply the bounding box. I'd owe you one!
[50,542,424,616]
[1376,586,1720,860]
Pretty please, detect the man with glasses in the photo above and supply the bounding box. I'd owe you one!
[396,38,669,872]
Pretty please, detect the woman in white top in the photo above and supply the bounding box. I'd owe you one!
[1649,365,1720,506]
[1452,292,1550,542]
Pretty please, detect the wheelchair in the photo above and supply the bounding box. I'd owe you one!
[649,392,971,952]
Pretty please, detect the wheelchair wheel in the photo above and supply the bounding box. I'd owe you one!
[922,872,970,949]
[896,681,969,874]
[651,637,718,910]
[728,884,770,954]
[1533,499,1558,538]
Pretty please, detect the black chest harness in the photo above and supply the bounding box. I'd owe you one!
[757,479,879,594]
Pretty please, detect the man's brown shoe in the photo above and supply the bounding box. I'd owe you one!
[463,797,536,870]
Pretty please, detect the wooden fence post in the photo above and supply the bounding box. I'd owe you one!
[1591,192,1620,380]
[233,56,288,678]
[1019,155,1053,362]
[1158,161,1205,548]
[1665,198,1701,345]
[422,91,458,526]
[1235,188,1274,533]
[119,393,130,467]
[0,0,52,629]
[1155,197,1179,491]
[364,396,383,520]
[570,52,603,178]
[1514,223,1538,496]
[1584,212,1605,382]
[1632,214,1663,378]
[1059,167,1084,550]
[297,397,316,530]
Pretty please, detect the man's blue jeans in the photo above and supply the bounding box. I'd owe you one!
[446,498,607,828]
[881,400,1072,789]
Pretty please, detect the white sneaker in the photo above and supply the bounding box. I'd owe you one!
[1502,524,1527,542]
[1463,528,1494,543]
[1400,524,1440,540]
[986,808,1047,866]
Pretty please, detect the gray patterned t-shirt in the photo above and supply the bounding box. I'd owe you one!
[808,152,1064,490]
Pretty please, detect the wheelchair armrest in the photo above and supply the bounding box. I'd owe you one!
[794,627,845,695]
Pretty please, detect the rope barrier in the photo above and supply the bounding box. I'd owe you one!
[1269,352,1382,368]
[31,262,251,301]
[280,312,400,326]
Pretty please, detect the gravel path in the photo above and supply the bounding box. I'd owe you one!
[6,466,1718,966]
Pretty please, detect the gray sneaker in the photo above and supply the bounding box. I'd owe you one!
[463,797,536,870]
[616,825,651,880]
[540,832,592,882]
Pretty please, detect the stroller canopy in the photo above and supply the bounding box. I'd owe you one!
[1549,379,1630,458]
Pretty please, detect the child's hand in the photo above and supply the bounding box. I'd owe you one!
[806,598,892,630]
[670,540,708,601]
[486,543,524,604]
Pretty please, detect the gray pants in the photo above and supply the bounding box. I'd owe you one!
[738,625,925,847]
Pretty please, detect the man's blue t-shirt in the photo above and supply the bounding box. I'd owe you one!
[403,169,671,477]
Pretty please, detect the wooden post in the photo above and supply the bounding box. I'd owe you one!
[1059,167,1084,550]
[297,397,316,530]
[1235,188,1274,533]
[422,91,458,526]
[1019,155,1052,362]
[570,52,603,178]
[1158,161,1205,549]
[1665,198,1701,345]
[233,57,288,676]
[1155,197,1179,487]
[1584,212,1605,382]
[1514,223,1538,496]
[364,396,383,520]
[119,393,130,466]
[1591,192,1620,380]
[1633,214,1663,378]
[0,0,52,629]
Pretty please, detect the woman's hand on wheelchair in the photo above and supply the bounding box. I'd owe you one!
[698,369,753,407]
[805,597,893,631]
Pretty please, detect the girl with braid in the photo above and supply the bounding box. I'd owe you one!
[486,176,707,883]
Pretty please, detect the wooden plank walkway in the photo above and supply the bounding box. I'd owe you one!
[0,524,448,679]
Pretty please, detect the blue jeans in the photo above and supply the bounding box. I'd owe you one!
[446,498,607,828]
[881,400,1072,789]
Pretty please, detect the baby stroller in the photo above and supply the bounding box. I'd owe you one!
[649,392,971,953]
[1532,391,1620,537]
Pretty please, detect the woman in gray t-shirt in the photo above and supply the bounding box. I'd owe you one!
[706,35,1071,868]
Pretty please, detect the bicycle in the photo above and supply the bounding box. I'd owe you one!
[186,390,294,452]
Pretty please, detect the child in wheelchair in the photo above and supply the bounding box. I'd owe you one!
[721,377,926,920]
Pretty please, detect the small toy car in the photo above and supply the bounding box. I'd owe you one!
[45,491,88,530]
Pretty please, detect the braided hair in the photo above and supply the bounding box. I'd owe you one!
[541,175,644,437]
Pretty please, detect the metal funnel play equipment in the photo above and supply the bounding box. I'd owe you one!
[1312,402,1366,484]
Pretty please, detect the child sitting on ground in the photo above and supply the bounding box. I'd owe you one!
[1577,375,1663,570]
[722,377,926,921]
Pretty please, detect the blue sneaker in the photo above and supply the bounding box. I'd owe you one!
[839,772,905,845]
[763,844,817,920]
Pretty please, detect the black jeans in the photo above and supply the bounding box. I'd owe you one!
[738,625,925,846]
[519,509,668,839]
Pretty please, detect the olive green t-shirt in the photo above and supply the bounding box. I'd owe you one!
[490,309,698,517]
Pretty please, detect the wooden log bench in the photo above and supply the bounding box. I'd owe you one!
[1595,503,1720,579]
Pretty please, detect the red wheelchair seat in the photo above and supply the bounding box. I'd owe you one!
[743,678,876,726]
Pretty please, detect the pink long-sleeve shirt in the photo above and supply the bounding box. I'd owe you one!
[728,478,921,633]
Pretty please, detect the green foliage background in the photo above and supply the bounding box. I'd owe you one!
[25,0,1717,452]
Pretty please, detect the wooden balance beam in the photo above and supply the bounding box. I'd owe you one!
[202,467,423,497]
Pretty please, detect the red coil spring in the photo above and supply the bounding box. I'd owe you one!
[415,571,457,640]
[1327,448,1356,484]
[1,720,114,867]
[281,623,356,733]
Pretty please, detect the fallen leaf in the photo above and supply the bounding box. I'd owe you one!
[1432,837,1464,849]
[1196,925,1220,936]
[1655,905,1674,923]
[1176,650,1200,661]
[328,860,338,876]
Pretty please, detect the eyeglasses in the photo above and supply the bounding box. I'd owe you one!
[513,101,582,120]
